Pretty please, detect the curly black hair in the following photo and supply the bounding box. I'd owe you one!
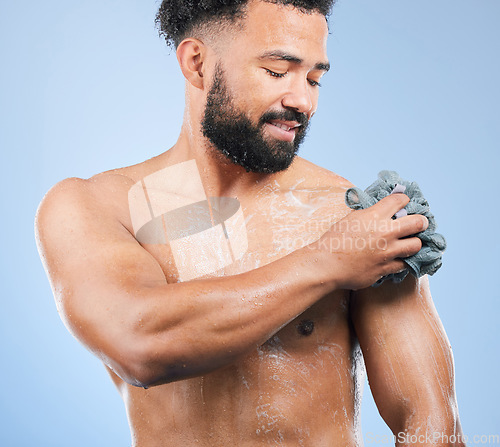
[156,0,336,48]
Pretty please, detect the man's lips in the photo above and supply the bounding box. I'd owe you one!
[268,119,302,132]
[264,119,301,142]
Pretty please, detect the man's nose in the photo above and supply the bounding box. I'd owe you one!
[281,79,314,115]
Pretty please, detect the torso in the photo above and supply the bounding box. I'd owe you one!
[90,152,364,446]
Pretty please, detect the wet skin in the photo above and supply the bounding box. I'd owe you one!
[40,154,462,446]
[35,1,463,446]
[88,156,364,446]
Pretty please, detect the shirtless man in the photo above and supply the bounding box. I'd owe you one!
[35,0,464,445]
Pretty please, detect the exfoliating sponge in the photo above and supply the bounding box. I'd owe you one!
[345,170,446,287]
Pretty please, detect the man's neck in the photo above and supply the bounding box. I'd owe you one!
[164,128,289,199]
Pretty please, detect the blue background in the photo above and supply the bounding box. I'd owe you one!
[1,0,499,445]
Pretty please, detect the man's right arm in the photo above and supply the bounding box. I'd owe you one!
[34,177,426,388]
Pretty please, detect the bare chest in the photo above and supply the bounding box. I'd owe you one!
[131,187,348,282]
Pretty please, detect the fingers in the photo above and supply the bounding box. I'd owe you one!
[389,236,423,259]
[382,259,408,277]
[391,214,428,239]
[371,193,410,218]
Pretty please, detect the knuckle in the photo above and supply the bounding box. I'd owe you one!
[379,246,395,262]
[390,220,401,234]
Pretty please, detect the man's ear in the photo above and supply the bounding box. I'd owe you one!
[176,38,206,89]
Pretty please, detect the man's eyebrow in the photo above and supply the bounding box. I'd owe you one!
[259,50,330,72]
[259,50,302,64]
[314,62,330,72]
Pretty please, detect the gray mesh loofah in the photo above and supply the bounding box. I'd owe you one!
[345,170,446,287]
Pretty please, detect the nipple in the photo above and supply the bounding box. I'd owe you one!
[296,319,315,336]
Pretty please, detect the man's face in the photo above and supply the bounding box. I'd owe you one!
[201,0,330,173]
[201,64,309,173]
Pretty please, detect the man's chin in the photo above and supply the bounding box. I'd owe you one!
[241,151,298,174]
[208,138,298,174]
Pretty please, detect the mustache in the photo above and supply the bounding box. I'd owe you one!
[259,109,309,128]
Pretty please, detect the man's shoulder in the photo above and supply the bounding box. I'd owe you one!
[42,154,162,207]
[35,177,111,239]
[289,156,354,190]
[36,167,139,237]
[271,157,354,221]
[38,171,131,213]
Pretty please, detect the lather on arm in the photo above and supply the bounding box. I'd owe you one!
[350,275,464,446]
[35,176,427,388]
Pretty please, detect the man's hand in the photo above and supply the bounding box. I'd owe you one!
[311,193,428,290]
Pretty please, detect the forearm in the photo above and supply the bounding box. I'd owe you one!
[113,246,334,387]
[392,407,465,447]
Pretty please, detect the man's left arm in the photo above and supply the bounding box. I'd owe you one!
[350,275,465,446]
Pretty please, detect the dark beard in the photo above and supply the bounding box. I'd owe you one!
[201,65,310,174]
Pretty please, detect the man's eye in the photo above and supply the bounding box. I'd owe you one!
[308,79,321,87]
[265,69,287,78]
